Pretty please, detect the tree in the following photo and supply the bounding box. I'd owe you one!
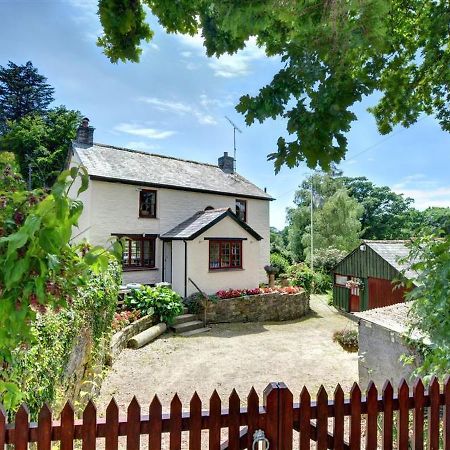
[412,207,450,236]
[0,61,54,133]
[286,171,342,261]
[0,107,81,188]
[95,1,450,171]
[342,176,416,239]
[404,231,450,380]
[302,189,363,260]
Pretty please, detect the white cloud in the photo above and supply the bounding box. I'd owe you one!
[138,96,218,125]
[392,175,450,209]
[126,141,161,152]
[209,37,267,78]
[176,33,268,78]
[176,32,204,50]
[181,51,192,58]
[199,93,234,108]
[115,123,176,139]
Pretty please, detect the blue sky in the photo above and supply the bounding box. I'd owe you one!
[2,0,450,229]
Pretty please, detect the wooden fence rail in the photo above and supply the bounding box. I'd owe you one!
[1,377,449,449]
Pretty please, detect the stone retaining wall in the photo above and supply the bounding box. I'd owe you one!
[201,291,310,323]
[109,310,155,359]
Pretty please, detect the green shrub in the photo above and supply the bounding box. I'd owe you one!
[288,264,331,293]
[309,248,347,273]
[333,329,358,352]
[10,259,121,419]
[126,286,184,324]
[270,253,291,276]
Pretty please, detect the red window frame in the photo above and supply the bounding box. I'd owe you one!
[139,189,157,218]
[235,199,247,222]
[122,236,156,270]
[209,240,243,270]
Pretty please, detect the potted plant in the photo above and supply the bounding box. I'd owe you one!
[264,265,279,288]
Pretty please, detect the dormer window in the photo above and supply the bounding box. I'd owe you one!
[139,190,157,218]
[235,199,247,222]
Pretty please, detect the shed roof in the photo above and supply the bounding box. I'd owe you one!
[72,142,273,200]
[160,208,263,241]
[364,240,418,280]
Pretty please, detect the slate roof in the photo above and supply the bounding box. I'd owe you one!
[364,240,418,280]
[160,208,263,240]
[72,142,273,200]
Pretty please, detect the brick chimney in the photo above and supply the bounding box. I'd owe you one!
[218,151,235,174]
[75,117,94,145]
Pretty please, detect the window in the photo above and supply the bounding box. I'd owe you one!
[139,190,157,218]
[121,236,156,269]
[235,199,247,222]
[209,240,242,270]
[335,274,348,286]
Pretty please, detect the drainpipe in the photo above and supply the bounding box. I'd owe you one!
[161,240,165,282]
[184,240,187,298]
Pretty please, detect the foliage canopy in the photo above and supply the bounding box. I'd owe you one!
[96,0,450,171]
[0,61,54,134]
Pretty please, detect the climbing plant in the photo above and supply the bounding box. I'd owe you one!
[0,158,122,411]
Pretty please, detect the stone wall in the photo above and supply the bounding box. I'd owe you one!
[201,291,310,323]
[358,319,422,389]
[110,312,155,358]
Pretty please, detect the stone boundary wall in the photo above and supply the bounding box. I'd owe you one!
[358,319,422,389]
[202,291,310,323]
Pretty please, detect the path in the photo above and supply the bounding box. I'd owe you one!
[96,295,358,415]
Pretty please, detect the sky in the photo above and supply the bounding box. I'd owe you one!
[1,0,450,229]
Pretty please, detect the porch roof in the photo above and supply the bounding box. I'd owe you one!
[160,208,263,241]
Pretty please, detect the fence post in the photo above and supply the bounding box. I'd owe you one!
[278,383,293,450]
[263,382,280,450]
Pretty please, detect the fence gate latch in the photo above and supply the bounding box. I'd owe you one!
[252,429,270,450]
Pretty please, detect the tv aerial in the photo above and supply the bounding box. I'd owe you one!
[225,116,242,170]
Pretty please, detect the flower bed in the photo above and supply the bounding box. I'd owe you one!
[215,286,301,299]
[196,288,309,323]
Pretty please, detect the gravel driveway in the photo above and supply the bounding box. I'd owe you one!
[96,295,358,415]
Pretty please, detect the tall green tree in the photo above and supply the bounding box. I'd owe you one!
[95,0,450,171]
[0,61,54,133]
[302,189,363,260]
[286,171,342,261]
[342,176,416,239]
[0,107,81,188]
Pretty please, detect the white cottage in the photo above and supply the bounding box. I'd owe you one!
[69,119,273,297]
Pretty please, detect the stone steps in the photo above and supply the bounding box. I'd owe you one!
[171,320,205,333]
[171,309,210,336]
[179,327,211,337]
[173,313,198,325]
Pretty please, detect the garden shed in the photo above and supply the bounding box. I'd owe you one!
[332,240,417,312]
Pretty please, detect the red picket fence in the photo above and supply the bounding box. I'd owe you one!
[1,377,449,449]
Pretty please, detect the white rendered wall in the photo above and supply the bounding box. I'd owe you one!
[171,240,186,296]
[186,216,261,296]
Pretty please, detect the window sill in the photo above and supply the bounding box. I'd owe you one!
[208,268,244,273]
[123,267,159,272]
[138,216,158,219]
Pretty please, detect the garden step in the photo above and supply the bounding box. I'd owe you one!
[173,313,198,325]
[171,320,204,333]
[179,327,211,337]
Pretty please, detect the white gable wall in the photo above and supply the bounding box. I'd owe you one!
[185,216,261,296]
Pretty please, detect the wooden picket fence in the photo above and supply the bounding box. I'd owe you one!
[1,377,449,449]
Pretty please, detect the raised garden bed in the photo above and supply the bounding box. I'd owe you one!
[195,288,310,323]
[110,309,155,358]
